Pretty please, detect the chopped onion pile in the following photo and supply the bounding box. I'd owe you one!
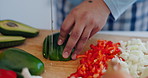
[116,39,148,78]
[68,39,148,78]
[21,68,42,78]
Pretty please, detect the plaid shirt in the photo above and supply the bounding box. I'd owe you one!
[56,0,148,31]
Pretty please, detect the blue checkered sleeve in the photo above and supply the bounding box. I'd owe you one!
[102,0,148,31]
[104,0,137,20]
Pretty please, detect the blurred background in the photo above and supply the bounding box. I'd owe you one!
[2,0,147,32]
[0,0,84,29]
[0,0,57,29]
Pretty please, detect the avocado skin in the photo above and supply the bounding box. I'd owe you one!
[0,48,44,75]
[0,20,39,38]
[0,29,39,38]
[0,40,25,49]
[0,36,26,49]
[43,32,74,61]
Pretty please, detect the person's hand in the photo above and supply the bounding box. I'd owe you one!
[102,62,133,78]
[58,0,110,59]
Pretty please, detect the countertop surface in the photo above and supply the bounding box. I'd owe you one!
[0,30,148,78]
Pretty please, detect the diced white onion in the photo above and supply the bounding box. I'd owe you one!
[118,39,148,78]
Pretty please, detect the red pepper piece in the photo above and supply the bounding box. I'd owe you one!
[0,69,17,78]
[68,40,121,78]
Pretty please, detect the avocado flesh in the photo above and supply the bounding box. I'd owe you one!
[0,36,25,42]
[0,20,39,37]
[0,36,26,48]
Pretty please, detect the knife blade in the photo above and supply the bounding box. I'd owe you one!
[50,0,54,51]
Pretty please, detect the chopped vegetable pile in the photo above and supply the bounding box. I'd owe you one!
[21,68,42,78]
[68,39,148,78]
[68,40,121,78]
[117,39,148,78]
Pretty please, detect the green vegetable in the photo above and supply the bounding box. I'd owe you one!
[0,36,26,48]
[0,48,44,75]
[43,32,74,61]
[0,20,39,37]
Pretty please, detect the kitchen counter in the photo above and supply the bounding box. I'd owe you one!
[0,30,148,78]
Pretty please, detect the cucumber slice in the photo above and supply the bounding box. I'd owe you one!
[43,32,74,61]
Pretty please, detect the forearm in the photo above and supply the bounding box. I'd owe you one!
[104,0,138,20]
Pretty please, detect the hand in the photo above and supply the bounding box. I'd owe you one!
[102,62,133,78]
[58,0,110,59]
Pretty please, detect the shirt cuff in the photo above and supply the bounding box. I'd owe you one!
[104,0,137,20]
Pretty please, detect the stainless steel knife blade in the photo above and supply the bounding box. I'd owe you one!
[50,0,54,51]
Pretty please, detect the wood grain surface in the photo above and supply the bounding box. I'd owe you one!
[0,30,148,78]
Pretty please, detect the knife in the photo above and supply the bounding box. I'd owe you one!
[50,0,54,51]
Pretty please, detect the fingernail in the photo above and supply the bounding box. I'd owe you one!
[72,54,77,60]
[58,39,63,45]
[63,52,69,58]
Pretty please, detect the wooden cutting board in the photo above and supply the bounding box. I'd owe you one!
[0,30,148,78]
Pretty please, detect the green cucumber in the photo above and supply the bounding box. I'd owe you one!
[0,48,44,75]
[0,36,26,48]
[0,20,39,37]
[43,32,74,61]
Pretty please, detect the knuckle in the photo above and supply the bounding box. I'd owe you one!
[59,28,68,38]
[65,45,73,51]
[60,26,68,33]
[97,21,105,27]
[71,32,80,40]
[71,8,78,15]
[80,36,88,42]
[89,19,96,25]
[83,11,89,17]
[95,26,101,30]
[59,34,66,39]
[81,12,89,20]
[75,47,83,53]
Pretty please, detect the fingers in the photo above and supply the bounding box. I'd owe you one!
[107,60,121,72]
[62,21,85,58]
[89,26,101,38]
[71,26,93,59]
[71,25,101,59]
[112,62,121,71]
[58,14,75,45]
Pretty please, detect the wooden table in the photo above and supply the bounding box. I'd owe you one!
[0,30,148,78]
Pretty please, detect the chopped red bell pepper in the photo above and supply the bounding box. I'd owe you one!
[0,69,17,78]
[68,40,121,78]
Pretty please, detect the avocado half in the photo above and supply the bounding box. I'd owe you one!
[0,36,26,48]
[0,20,39,37]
